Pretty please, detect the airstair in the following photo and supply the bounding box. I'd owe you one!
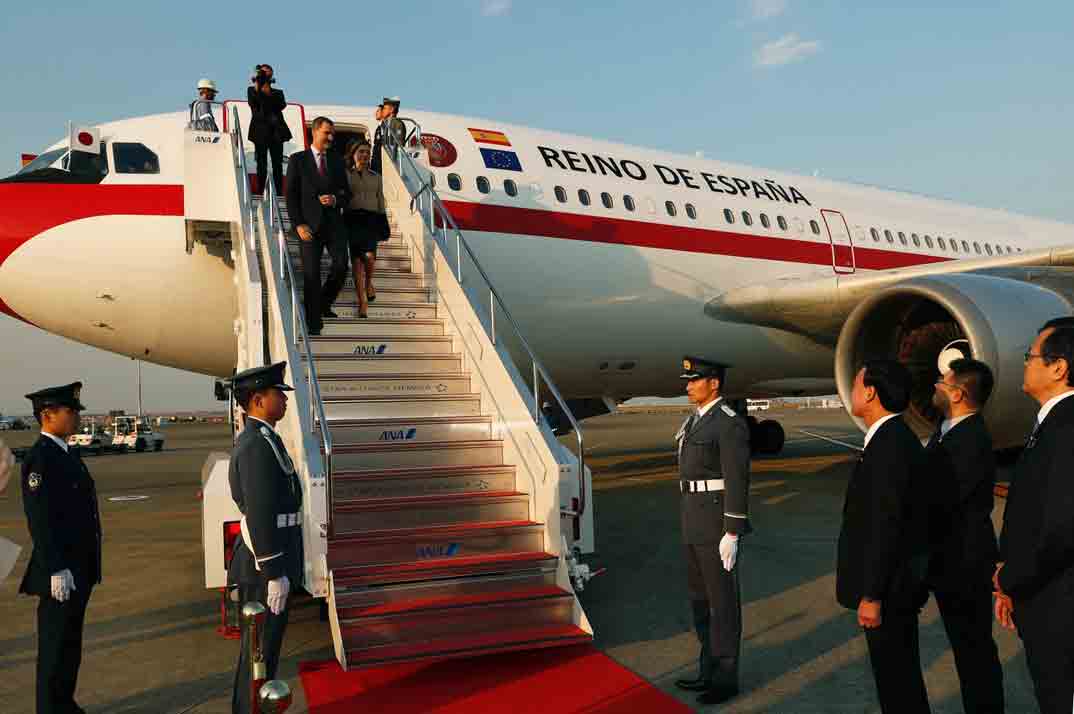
[189,105,594,670]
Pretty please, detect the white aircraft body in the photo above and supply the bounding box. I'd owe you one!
[2,102,1072,448]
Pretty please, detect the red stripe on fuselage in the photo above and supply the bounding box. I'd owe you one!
[441,200,952,271]
[0,183,183,321]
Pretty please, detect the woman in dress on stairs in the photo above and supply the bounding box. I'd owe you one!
[343,140,388,318]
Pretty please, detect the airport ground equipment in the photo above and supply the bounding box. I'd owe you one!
[68,419,110,455]
[198,106,596,668]
[110,415,165,452]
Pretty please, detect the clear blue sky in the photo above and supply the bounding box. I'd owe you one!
[0,0,1071,412]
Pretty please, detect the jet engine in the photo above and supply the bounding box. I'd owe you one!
[833,273,1073,449]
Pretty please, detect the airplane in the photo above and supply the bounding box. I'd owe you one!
[2,101,1072,453]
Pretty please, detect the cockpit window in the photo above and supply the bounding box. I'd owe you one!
[4,143,108,183]
[113,143,160,174]
[16,148,67,175]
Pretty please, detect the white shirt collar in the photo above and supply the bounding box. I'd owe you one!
[247,415,277,434]
[940,412,975,438]
[697,396,722,419]
[1037,389,1074,426]
[311,146,324,160]
[41,431,69,453]
[863,413,899,450]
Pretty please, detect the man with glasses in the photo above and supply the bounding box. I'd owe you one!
[995,318,1074,713]
[924,358,1004,713]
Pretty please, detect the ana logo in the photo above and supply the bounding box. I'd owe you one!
[416,543,460,559]
[353,344,388,356]
[193,135,221,144]
[379,428,418,441]
[420,133,458,168]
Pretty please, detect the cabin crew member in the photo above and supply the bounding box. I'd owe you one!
[924,358,1004,714]
[247,63,291,195]
[190,78,220,132]
[995,319,1074,714]
[285,116,351,335]
[672,357,751,706]
[227,362,303,714]
[837,360,931,714]
[19,382,101,714]
[371,96,405,174]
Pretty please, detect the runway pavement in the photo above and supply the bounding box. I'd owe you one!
[0,411,1038,713]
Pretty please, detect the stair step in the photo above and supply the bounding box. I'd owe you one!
[327,521,544,569]
[307,335,453,356]
[327,301,437,320]
[330,438,501,471]
[289,244,410,260]
[322,393,482,420]
[333,550,557,587]
[309,354,462,376]
[334,489,527,533]
[331,463,513,501]
[297,271,423,289]
[316,373,471,400]
[322,415,493,445]
[333,285,432,303]
[318,318,445,337]
[344,623,591,669]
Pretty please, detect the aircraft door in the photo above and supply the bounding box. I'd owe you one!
[821,209,855,274]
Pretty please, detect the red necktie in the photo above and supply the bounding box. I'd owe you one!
[317,152,326,177]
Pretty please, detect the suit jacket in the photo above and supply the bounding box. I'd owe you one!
[285,148,351,235]
[246,86,292,146]
[227,418,304,586]
[837,416,930,612]
[19,435,102,595]
[998,394,1074,610]
[677,400,752,544]
[924,413,999,589]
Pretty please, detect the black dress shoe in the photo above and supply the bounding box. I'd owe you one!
[674,677,712,692]
[696,685,739,706]
[322,309,338,318]
[308,327,322,336]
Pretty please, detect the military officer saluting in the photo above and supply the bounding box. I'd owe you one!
[226,362,304,714]
[19,382,101,714]
[673,357,751,706]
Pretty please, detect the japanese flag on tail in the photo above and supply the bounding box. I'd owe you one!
[69,125,100,154]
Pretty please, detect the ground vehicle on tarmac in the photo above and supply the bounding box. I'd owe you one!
[68,419,111,456]
[111,415,165,452]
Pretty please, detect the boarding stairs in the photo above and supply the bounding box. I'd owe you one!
[188,107,593,670]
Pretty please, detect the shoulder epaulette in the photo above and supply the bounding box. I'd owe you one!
[720,404,737,418]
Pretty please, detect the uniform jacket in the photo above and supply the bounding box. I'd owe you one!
[999,394,1074,607]
[677,399,752,544]
[19,435,102,595]
[837,416,930,612]
[227,418,304,586]
[246,86,292,146]
[285,148,351,235]
[923,413,999,589]
[371,118,406,173]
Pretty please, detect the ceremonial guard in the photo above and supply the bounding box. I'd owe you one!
[672,357,751,706]
[226,362,304,714]
[19,382,101,714]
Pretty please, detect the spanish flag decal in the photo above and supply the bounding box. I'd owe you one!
[468,128,511,146]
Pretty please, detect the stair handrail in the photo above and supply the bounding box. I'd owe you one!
[258,163,336,532]
[227,104,258,251]
[382,124,588,519]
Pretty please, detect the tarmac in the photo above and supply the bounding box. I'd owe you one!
[0,408,1040,713]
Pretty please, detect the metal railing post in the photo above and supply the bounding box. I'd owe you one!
[242,602,268,714]
[490,290,496,345]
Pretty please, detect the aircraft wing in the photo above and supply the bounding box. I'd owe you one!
[705,244,1074,344]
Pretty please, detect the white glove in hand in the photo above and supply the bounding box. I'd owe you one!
[719,534,739,572]
[0,438,13,494]
[267,576,290,615]
[51,569,76,602]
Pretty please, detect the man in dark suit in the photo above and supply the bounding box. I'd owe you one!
[671,357,751,706]
[226,362,304,714]
[837,360,931,714]
[995,318,1074,714]
[285,116,351,335]
[247,63,292,195]
[19,382,101,714]
[924,358,1004,713]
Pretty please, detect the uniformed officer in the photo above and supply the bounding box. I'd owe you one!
[226,362,304,714]
[18,382,101,714]
[672,357,751,706]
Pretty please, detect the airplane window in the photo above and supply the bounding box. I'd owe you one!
[601,192,614,209]
[912,234,921,247]
[1007,246,1014,253]
[951,240,959,252]
[685,203,697,220]
[579,189,591,206]
[666,201,677,217]
[554,185,567,203]
[985,244,993,255]
[899,233,908,246]
[937,236,946,250]
[476,176,491,194]
[809,220,819,235]
[973,241,981,254]
[870,228,880,242]
[760,213,770,229]
[623,195,635,211]
[448,173,462,191]
[777,216,788,231]
[884,229,894,244]
[925,235,933,249]
[742,211,753,226]
[504,179,518,197]
[724,209,734,224]
[962,240,970,252]
[113,143,159,174]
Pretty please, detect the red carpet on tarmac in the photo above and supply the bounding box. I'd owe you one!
[298,644,693,714]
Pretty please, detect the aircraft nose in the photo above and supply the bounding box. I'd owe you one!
[0,183,41,321]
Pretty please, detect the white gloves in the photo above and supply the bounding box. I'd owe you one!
[267,576,290,615]
[50,569,76,602]
[719,533,739,572]
[0,438,13,494]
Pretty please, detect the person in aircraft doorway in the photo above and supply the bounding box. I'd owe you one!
[247,63,291,196]
[371,96,405,174]
[343,139,388,318]
[189,79,220,132]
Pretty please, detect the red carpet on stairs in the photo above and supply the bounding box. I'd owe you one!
[298,644,692,714]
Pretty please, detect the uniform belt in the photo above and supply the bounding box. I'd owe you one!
[681,479,725,493]
[276,512,301,528]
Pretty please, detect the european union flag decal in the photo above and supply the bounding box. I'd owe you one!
[480,148,523,172]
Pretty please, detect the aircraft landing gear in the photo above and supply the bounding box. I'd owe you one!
[745,415,785,456]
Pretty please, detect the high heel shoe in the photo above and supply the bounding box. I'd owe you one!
[367,286,376,303]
